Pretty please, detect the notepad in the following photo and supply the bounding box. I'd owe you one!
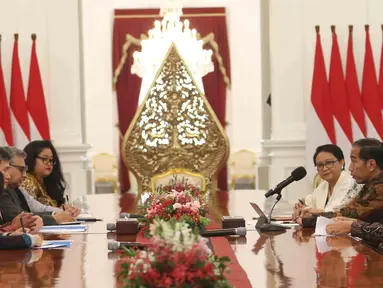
[39,224,87,234]
[34,240,73,249]
[313,216,335,236]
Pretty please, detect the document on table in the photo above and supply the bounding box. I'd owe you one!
[39,224,87,234]
[313,216,335,236]
[33,240,73,249]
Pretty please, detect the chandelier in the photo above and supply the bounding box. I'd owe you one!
[131,0,214,78]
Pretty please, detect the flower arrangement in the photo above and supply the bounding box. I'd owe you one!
[120,219,231,288]
[139,177,210,237]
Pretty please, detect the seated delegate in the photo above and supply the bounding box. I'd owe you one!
[0,172,42,250]
[0,147,79,225]
[21,140,67,207]
[298,138,383,227]
[0,148,43,231]
[293,144,361,218]
[327,217,383,253]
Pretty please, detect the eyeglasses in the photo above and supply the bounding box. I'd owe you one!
[316,160,338,171]
[37,157,56,166]
[10,164,28,173]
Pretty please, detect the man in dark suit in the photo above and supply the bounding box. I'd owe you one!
[0,147,42,230]
[0,147,78,225]
[0,168,42,249]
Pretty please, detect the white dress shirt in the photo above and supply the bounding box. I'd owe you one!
[19,188,62,213]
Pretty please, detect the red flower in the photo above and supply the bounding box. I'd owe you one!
[162,199,174,207]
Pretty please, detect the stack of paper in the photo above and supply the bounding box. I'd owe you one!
[313,216,335,236]
[39,224,87,234]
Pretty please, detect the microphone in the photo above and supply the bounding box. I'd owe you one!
[119,213,144,219]
[265,166,307,198]
[106,223,116,231]
[108,241,151,251]
[200,227,246,237]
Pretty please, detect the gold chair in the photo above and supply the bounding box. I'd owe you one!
[313,173,323,189]
[152,168,206,196]
[121,43,229,211]
[230,150,257,190]
[92,153,118,193]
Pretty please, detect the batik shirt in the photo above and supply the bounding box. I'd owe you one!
[351,221,383,253]
[302,172,383,227]
[20,173,58,207]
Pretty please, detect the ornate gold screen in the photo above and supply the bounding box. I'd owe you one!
[122,43,229,194]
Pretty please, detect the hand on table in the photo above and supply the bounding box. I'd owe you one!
[326,221,354,235]
[11,213,39,230]
[29,216,43,232]
[63,205,80,218]
[9,227,30,236]
[53,212,75,223]
[293,208,311,221]
[29,235,43,247]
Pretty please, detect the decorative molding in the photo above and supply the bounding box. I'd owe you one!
[261,139,306,159]
[255,151,271,166]
[261,139,306,149]
[55,143,92,154]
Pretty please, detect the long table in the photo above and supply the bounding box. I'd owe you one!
[0,190,382,287]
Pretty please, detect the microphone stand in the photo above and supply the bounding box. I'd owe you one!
[260,190,288,232]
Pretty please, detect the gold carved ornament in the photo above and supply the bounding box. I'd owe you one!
[112,30,232,134]
[121,44,230,214]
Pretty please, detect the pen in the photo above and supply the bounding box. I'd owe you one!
[20,216,25,233]
[298,199,304,205]
[66,195,69,204]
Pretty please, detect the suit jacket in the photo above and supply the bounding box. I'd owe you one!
[0,234,31,250]
[0,187,57,225]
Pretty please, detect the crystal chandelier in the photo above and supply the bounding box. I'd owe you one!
[131,0,214,78]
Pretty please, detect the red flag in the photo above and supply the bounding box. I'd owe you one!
[329,26,353,143]
[311,26,336,144]
[0,36,13,146]
[10,34,30,144]
[379,24,383,109]
[27,34,50,140]
[346,25,367,137]
[362,25,383,139]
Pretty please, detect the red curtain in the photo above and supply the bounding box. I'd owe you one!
[113,8,231,193]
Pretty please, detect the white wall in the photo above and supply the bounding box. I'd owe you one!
[0,0,85,145]
[81,0,266,158]
[0,0,91,198]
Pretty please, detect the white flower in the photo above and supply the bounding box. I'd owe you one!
[149,219,203,251]
[191,200,201,212]
[173,203,182,209]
